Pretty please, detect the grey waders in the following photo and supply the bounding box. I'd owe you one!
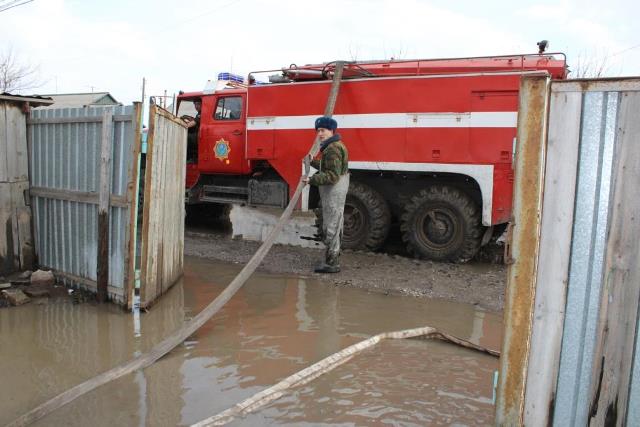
[315,173,350,273]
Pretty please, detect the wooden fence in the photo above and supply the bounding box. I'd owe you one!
[139,104,187,308]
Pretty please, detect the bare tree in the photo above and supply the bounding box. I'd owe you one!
[382,43,406,61]
[569,50,618,78]
[348,43,360,62]
[0,46,42,93]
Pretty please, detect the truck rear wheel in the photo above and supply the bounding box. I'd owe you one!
[400,186,482,262]
[315,181,391,251]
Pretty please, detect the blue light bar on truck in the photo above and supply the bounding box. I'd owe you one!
[217,72,244,83]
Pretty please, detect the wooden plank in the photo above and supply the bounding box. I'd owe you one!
[0,104,9,182]
[124,102,142,310]
[29,187,128,207]
[5,106,29,182]
[158,116,169,295]
[0,181,32,274]
[495,75,550,425]
[0,104,29,183]
[0,183,15,272]
[96,110,113,303]
[588,91,640,426]
[153,105,189,128]
[522,89,583,425]
[154,114,166,297]
[12,180,34,271]
[140,104,157,307]
[176,121,186,288]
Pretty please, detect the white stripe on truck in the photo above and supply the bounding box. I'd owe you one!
[247,112,517,130]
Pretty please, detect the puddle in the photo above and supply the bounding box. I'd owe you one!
[0,256,501,426]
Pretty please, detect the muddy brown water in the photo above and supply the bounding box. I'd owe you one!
[1,256,501,426]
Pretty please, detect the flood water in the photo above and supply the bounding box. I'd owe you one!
[0,256,502,426]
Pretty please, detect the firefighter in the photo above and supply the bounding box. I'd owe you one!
[303,116,350,273]
[185,99,201,128]
[184,100,201,162]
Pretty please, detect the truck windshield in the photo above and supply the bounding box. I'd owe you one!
[177,100,198,118]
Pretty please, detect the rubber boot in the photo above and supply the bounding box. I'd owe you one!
[314,254,340,273]
[314,263,341,274]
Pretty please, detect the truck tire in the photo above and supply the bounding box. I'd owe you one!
[401,186,482,262]
[315,181,391,251]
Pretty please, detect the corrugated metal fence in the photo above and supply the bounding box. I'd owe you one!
[139,104,187,308]
[28,105,141,305]
[497,78,640,426]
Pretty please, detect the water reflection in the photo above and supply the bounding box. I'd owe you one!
[0,256,501,426]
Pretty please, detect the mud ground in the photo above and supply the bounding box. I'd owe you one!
[185,225,507,313]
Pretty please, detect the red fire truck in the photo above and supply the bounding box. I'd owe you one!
[177,53,567,262]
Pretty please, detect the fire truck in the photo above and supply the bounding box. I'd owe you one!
[177,53,567,262]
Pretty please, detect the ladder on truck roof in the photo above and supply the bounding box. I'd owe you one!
[252,52,568,83]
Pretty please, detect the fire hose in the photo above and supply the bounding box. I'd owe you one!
[191,326,499,426]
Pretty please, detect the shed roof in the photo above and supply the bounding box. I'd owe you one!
[0,93,54,107]
[36,92,120,109]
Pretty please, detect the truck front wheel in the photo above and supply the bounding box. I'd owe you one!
[400,186,482,262]
[315,181,391,251]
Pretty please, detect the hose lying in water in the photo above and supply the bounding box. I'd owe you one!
[7,63,346,427]
[191,325,500,426]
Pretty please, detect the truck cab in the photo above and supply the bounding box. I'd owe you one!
[178,86,289,209]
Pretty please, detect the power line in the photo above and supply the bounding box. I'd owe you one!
[0,0,34,13]
[610,43,640,57]
[161,0,243,33]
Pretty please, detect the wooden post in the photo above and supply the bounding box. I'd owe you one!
[522,85,582,425]
[125,102,143,310]
[97,110,113,303]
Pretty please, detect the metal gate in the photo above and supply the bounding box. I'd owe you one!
[28,104,142,306]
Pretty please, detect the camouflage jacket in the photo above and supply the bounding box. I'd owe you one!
[309,135,349,186]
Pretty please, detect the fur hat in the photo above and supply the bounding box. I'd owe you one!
[314,116,338,131]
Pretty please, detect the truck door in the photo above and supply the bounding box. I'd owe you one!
[199,94,249,174]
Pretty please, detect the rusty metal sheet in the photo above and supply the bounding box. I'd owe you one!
[495,74,550,426]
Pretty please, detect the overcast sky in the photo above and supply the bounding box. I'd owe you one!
[2,0,639,104]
